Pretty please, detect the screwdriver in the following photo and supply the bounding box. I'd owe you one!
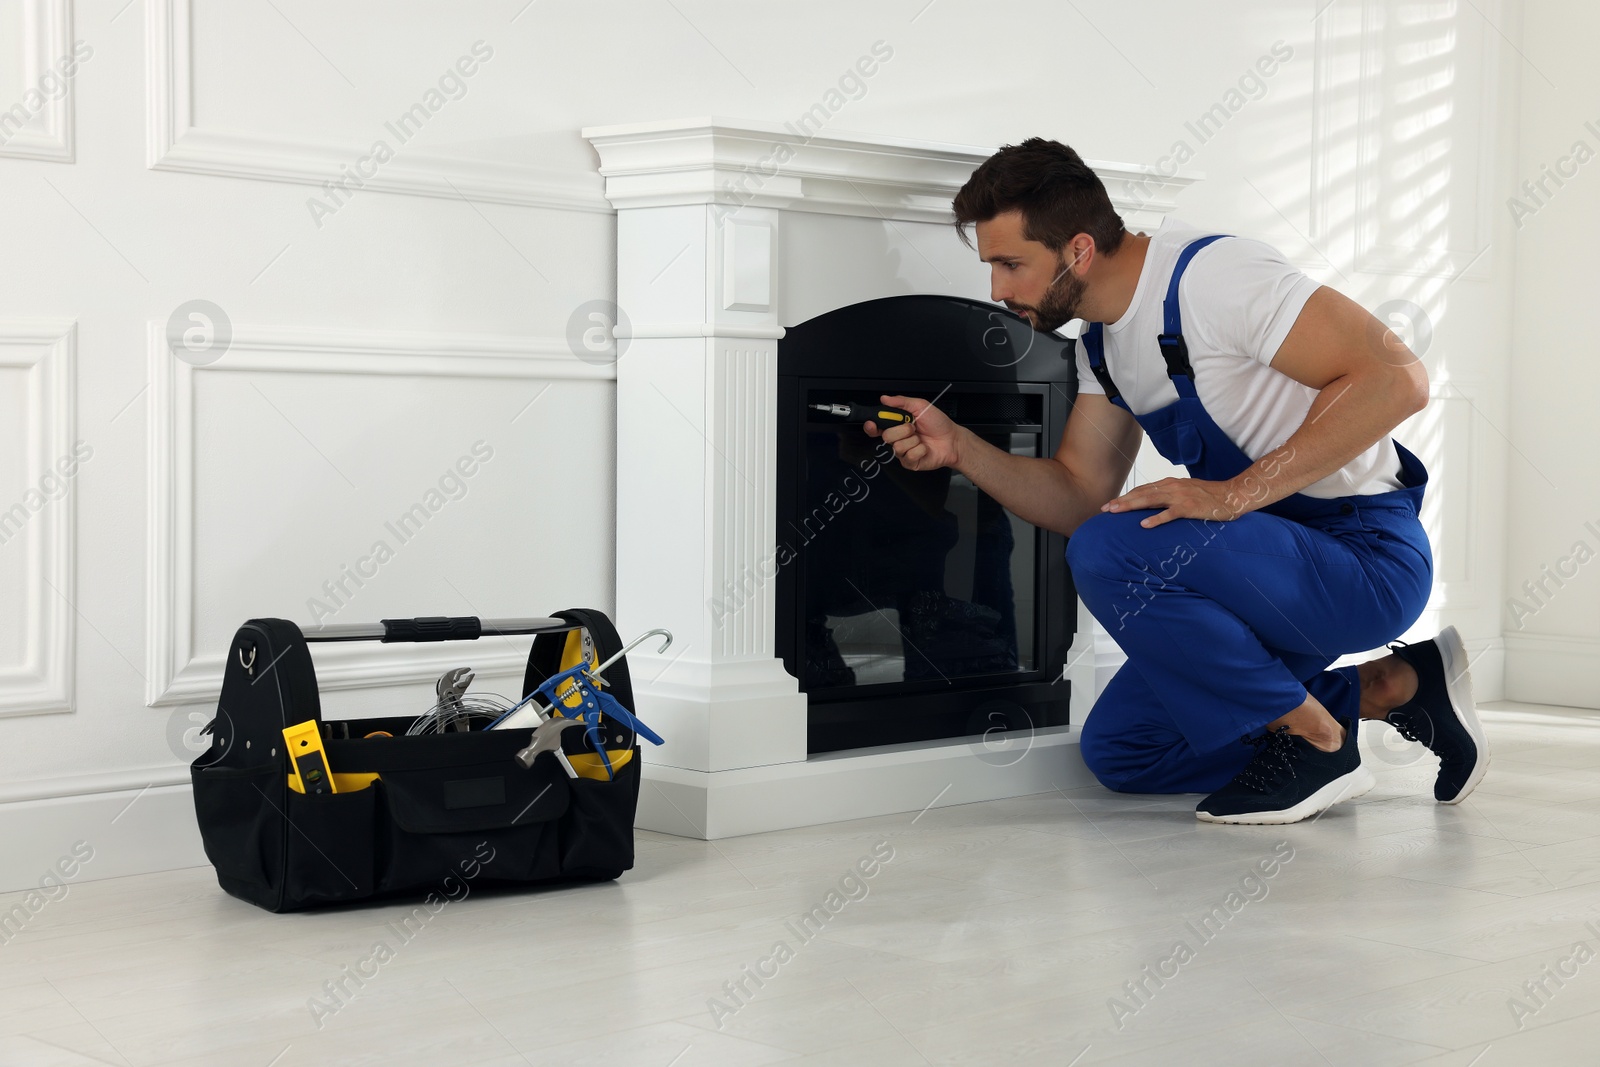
[809,402,915,428]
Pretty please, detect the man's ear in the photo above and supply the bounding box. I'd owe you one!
[1062,236,1095,275]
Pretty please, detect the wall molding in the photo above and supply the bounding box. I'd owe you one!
[0,0,74,163]
[627,324,788,340]
[143,0,609,213]
[0,764,190,806]
[144,321,611,708]
[0,320,76,717]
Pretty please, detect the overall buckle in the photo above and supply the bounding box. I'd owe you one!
[1156,334,1193,379]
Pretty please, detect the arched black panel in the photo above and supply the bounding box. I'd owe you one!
[779,294,1076,383]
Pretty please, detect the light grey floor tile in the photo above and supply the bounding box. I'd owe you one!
[1093,1011,1449,1067]
[1288,939,1600,1049]
[1471,763,1600,804]
[1401,1007,1600,1065]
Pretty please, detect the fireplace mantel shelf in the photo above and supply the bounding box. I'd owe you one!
[583,116,1200,227]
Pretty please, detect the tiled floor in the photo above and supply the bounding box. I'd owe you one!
[6,700,1600,1066]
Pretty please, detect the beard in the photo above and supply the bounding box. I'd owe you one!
[1010,251,1086,334]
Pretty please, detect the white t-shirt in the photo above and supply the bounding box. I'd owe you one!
[1073,218,1404,499]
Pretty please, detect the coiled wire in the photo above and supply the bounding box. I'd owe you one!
[406,693,517,735]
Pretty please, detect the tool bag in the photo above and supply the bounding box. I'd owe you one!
[188,608,643,912]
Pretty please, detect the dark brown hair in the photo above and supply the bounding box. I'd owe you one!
[952,138,1126,256]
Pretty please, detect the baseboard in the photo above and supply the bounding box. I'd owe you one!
[0,782,206,894]
[636,726,1096,840]
[1505,632,1600,709]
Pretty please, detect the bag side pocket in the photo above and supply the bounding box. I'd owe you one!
[559,747,642,879]
[190,763,285,905]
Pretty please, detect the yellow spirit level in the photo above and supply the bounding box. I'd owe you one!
[283,720,335,794]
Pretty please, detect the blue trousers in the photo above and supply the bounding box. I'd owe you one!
[1068,504,1432,794]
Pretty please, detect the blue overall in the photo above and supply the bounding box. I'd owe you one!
[1068,235,1433,794]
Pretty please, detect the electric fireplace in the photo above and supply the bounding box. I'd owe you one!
[777,294,1079,753]
[583,117,1194,837]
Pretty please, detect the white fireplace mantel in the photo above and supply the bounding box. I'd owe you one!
[584,116,1198,227]
[582,117,1196,839]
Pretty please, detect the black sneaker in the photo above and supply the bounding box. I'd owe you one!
[1384,625,1488,804]
[1197,716,1374,825]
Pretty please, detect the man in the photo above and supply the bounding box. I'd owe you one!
[870,139,1488,824]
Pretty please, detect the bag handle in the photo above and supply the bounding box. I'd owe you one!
[303,617,580,643]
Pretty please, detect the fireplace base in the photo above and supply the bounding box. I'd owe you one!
[635,726,1096,839]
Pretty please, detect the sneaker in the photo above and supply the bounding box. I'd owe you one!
[1197,716,1374,825]
[1384,625,1488,804]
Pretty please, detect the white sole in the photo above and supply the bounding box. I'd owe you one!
[1197,764,1376,825]
[1436,624,1490,804]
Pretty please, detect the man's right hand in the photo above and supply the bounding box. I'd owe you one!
[865,393,963,472]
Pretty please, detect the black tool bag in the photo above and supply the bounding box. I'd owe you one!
[188,608,643,912]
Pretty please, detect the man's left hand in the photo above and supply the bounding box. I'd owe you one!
[1102,478,1247,529]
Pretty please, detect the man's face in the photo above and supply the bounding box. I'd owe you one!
[976,209,1087,333]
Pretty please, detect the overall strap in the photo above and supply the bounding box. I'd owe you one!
[1079,322,1123,404]
[1158,234,1232,381]
[1079,234,1232,406]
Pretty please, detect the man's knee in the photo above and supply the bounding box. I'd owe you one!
[1066,511,1159,583]
[1079,713,1138,793]
[1067,513,1173,632]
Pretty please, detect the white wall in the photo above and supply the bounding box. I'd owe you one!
[1502,0,1600,708]
[0,0,1534,889]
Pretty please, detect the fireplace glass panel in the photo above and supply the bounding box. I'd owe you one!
[800,389,1043,694]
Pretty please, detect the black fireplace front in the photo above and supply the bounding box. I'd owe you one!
[776,295,1079,754]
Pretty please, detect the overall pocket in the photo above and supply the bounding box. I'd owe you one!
[1141,405,1206,467]
[1165,418,1206,466]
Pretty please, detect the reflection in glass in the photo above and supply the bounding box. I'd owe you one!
[800,426,1036,691]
